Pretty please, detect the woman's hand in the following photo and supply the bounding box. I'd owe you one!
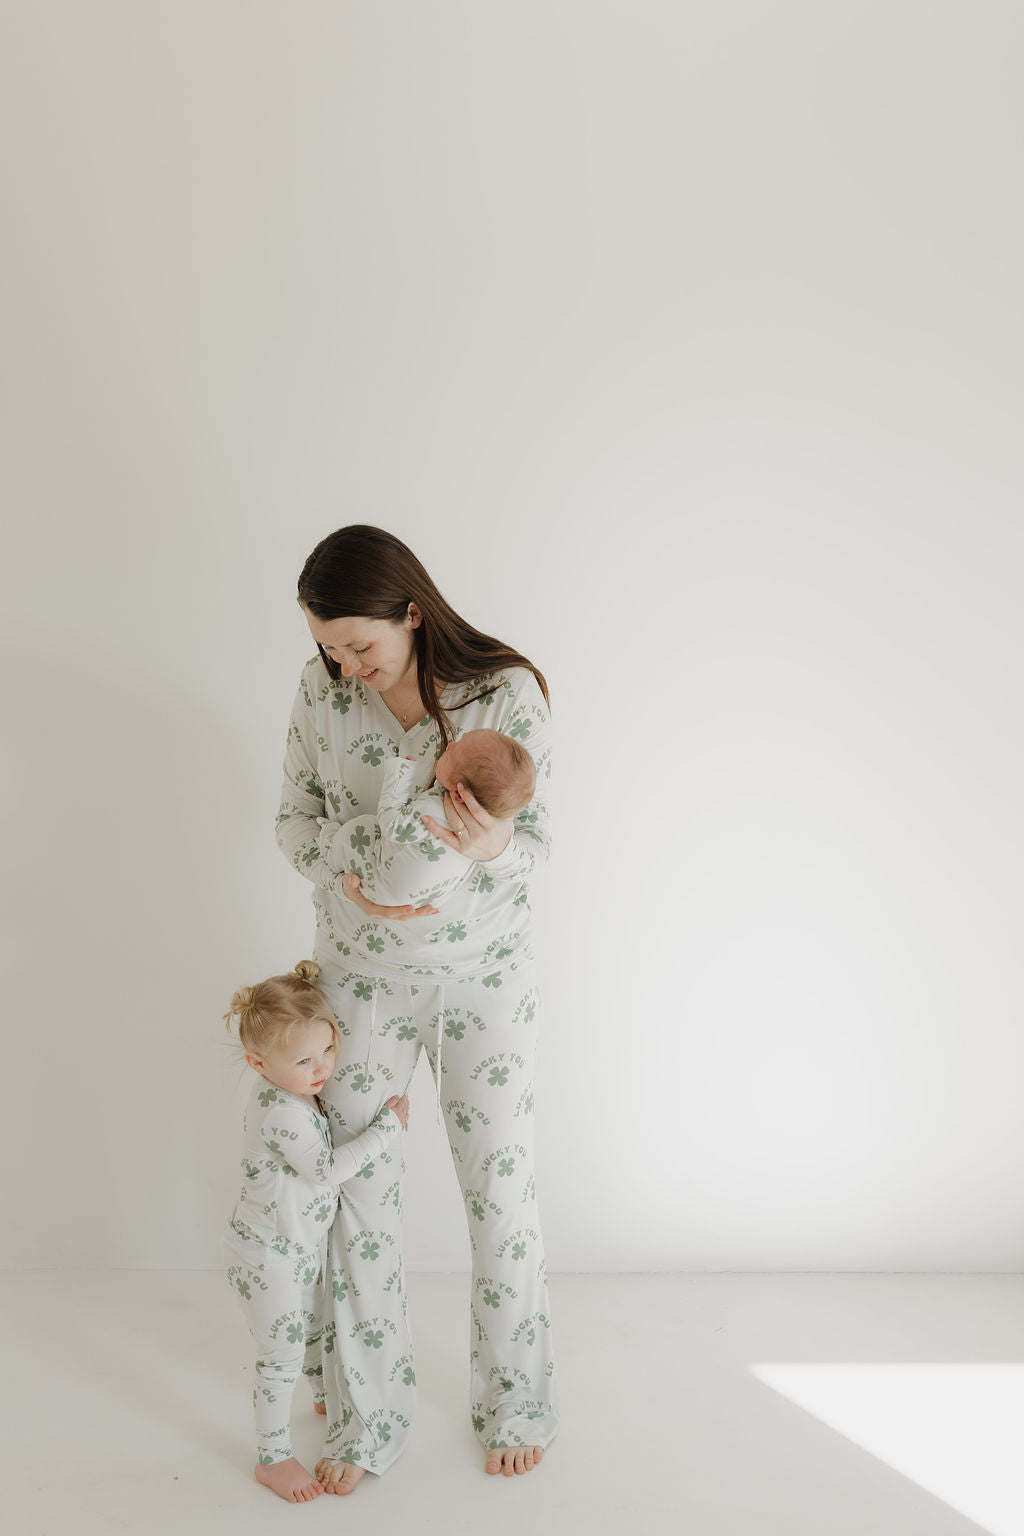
[383,1094,409,1130]
[422,782,514,863]
[340,872,439,920]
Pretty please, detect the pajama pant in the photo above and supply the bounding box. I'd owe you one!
[225,1230,328,1464]
[314,959,558,1473]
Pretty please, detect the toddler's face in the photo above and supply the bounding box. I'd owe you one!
[250,1020,338,1102]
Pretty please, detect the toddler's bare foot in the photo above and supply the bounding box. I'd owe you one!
[313,1401,327,1415]
[315,1458,367,1495]
[254,1457,323,1502]
[485,1446,543,1476]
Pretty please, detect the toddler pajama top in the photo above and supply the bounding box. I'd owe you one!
[276,658,557,1472]
[225,1079,400,1464]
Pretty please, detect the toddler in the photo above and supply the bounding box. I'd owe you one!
[318,728,536,908]
[223,959,408,1502]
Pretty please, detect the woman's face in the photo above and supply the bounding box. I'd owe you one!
[303,606,421,695]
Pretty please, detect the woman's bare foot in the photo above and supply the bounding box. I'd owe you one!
[485,1446,543,1476]
[254,1457,323,1502]
[313,1401,327,1415]
[314,1458,367,1494]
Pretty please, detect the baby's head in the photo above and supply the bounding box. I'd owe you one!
[434,728,536,818]
[224,959,340,1098]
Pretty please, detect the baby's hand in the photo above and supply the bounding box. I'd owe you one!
[384,1094,409,1130]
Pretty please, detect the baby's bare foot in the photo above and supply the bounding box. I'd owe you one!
[313,1401,327,1415]
[485,1445,543,1477]
[315,1458,367,1494]
[254,1457,323,1502]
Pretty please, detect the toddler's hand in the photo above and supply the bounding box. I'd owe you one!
[384,1094,409,1130]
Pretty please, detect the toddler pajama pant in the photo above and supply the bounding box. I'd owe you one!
[225,1233,328,1464]
[314,960,558,1472]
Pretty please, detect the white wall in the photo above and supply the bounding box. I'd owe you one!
[4,1,1023,1271]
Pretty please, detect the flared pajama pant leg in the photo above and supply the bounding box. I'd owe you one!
[429,968,559,1451]
[315,961,558,1470]
[316,968,421,1473]
[225,1238,327,1464]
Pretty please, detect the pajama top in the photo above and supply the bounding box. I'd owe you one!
[276,660,551,982]
[228,1079,400,1260]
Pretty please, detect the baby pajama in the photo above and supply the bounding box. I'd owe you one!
[225,1080,401,1464]
[318,754,472,909]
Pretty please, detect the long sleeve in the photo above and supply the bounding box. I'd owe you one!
[472,672,553,882]
[275,666,350,895]
[258,1092,400,1187]
[319,757,472,906]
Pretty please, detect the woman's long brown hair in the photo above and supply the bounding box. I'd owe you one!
[297,525,549,746]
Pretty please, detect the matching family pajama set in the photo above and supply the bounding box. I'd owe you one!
[275,657,558,1472]
[225,1081,401,1464]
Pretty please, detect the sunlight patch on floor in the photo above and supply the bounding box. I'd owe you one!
[752,1363,1024,1536]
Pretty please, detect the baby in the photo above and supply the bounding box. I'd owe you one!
[223,960,408,1502]
[318,728,536,909]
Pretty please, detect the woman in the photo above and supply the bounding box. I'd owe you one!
[276,525,558,1489]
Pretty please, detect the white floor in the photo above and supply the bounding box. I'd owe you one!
[8,1271,1024,1536]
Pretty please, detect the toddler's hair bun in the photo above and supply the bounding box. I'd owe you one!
[292,959,320,984]
[223,984,257,1031]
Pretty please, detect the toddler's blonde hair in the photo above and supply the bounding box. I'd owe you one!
[223,960,340,1055]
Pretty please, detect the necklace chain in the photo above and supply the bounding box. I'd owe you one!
[383,686,421,728]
